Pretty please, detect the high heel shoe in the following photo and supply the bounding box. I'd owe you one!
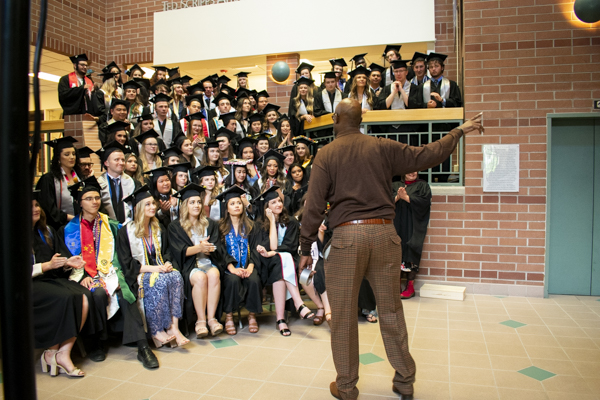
[207,318,223,336]
[40,349,56,373]
[170,331,190,348]
[297,303,315,319]
[277,319,291,336]
[52,351,85,378]
[195,320,209,339]
[152,334,176,349]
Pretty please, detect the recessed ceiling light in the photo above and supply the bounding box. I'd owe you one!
[28,72,61,83]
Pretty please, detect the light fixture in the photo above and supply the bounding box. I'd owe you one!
[141,67,155,79]
[574,0,600,23]
[28,72,61,83]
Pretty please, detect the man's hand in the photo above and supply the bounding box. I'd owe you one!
[459,112,484,135]
[80,277,94,289]
[298,255,313,272]
[66,256,86,270]
[431,92,443,102]
[427,100,437,108]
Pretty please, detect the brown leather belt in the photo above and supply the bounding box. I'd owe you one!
[338,219,393,228]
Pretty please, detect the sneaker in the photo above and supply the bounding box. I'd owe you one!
[401,262,411,272]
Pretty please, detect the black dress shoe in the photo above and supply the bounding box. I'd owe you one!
[392,386,414,400]
[88,347,106,362]
[137,346,159,369]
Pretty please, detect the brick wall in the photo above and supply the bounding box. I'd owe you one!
[266,54,300,115]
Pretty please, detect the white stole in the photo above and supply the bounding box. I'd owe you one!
[322,89,342,113]
[391,80,412,110]
[155,118,174,146]
[422,78,450,104]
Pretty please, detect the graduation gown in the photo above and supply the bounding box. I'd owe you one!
[376,82,420,110]
[409,78,462,109]
[58,73,93,115]
[392,179,432,266]
[288,185,308,216]
[254,217,300,286]
[155,115,183,148]
[35,172,79,230]
[167,219,234,326]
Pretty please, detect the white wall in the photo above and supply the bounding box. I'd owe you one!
[154,0,435,64]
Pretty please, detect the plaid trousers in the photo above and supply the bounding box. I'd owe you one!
[325,223,416,399]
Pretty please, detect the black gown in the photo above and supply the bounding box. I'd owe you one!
[288,185,308,216]
[167,219,234,327]
[58,74,93,115]
[35,173,79,230]
[408,79,462,109]
[254,217,300,286]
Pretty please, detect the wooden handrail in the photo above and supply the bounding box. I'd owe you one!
[28,119,64,132]
[304,107,465,130]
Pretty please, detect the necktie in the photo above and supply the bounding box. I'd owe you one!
[114,177,121,201]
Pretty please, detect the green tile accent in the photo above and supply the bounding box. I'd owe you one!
[518,366,556,381]
[359,353,384,365]
[210,338,238,349]
[500,320,527,328]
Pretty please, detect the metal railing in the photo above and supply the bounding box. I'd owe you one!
[303,108,465,186]
[29,119,64,183]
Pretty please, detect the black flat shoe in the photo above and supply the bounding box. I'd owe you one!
[137,346,159,369]
[276,319,291,336]
[88,347,106,362]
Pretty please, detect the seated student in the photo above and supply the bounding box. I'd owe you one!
[192,165,222,222]
[96,141,138,224]
[344,53,368,95]
[135,129,163,173]
[124,153,144,187]
[293,136,315,177]
[174,133,201,168]
[161,146,184,167]
[287,163,308,216]
[253,150,291,205]
[248,114,265,137]
[280,145,296,176]
[145,167,178,228]
[254,90,270,114]
[410,52,462,109]
[393,171,432,300]
[261,103,281,137]
[105,121,131,147]
[171,162,191,192]
[201,139,229,187]
[36,137,82,230]
[76,146,96,179]
[208,92,235,137]
[217,186,263,334]
[122,80,145,125]
[288,77,315,137]
[253,186,315,336]
[32,191,89,378]
[409,52,430,85]
[252,132,272,165]
[151,93,182,148]
[59,176,159,368]
[270,114,294,149]
[130,112,163,155]
[224,159,258,205]
[98,98,129,146]
[168,184,229,338]
[236,137,260,186]
[183,111,208,164]
[118,185,189,348]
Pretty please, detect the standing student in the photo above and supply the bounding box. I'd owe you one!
[208,92,235,137]
[262,103,281,137]
[368,63,385,97]
[98,99,130,145]
[122,80,145,125]
[314,72,347,116]
[289,62,316,108]
[234,71,251,89]
[411,52,462,109]
[149,66,168,87]
[168,76,187,120]
[409,52,429,85]
[288,77,315,137]
[270,114,293,149]
[328,58,348,92]
[255,90,270,114]
[130,112,158,155]
[58,54,94,115]
[234,94,252,135]
[183,111,209,164]
[201,139,229,187]
[344,53,368,95]
[347,66,375,113]
[201,76,216,110]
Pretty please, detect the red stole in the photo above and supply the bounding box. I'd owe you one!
[81,218,98,278]
[68,72,93,96]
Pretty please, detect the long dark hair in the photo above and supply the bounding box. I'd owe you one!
[219,197,254,243]
[33,200,53,246]
[287,163,307,186]
[261,198,290,231]
[50,146,83,181]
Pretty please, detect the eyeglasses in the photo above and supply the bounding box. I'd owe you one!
[81,196,101,202]
[79,163,94,167]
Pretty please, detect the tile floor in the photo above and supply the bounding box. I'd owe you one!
[12,294,600,399]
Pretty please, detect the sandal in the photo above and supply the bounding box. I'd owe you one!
[208,318,224,336]
[195,320,209,339]
[325,313,332,330]
[152,333,176,348]
[248,313,259,333]
[364,310,378,323]
[225,314,237,335]
[53,351,85,378]
[277,319,291,336]
[40,349,57,374]
[313,308,325,326]
[297,304,315,320]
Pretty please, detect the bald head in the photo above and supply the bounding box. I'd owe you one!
[333,98,362,134]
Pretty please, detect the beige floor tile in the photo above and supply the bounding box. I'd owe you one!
[493,370,544,390]
[281,348,330,369]
[483,331,521,344]
[563,347,600,362]
[412,327,449,340]
[208,344,254,360]
[481,322,521,333]
[416,363,450,382]
[449,340,489,355]
[508,315,546,325]
[524,345,569,360]
[57,376,121,400]
[448,329,486,342]
[37,390,60,400]
[449,320,482,331]
[572,361,600,378]
[128,366,184,387]
[546,392,599,400]
[151,388,201,400]
[357,373,400,396]
[568,311,600,320]
[300,387,335,400]
[231,332,269,347]
[497,388,549,400]
[250,382,306,400]
[476,305,509,315]
[309,369,337,389]
[190,355,241,375]
[167,371,222,394]
[159,351,205,370]
[449,366,495,386]
[418,310,449,320]
[450,383,499,400]
[89,360,140,381]
[516,325,554,336]
[257,335,303,350]
[244,347,291,364]
[35,371,81,393]
[268,365,318,385]
[358,358,396,377]
[416,317,449,329]
[518,334,559,348]
[541,317,578,327]
[411,337,448,352]
[576,319,600,329]
[184,340,218,356]
[448,312,480,322]
[450,352,492,369]
[205,376,263,400]
[447,304,478,314]
[530,358,581,377]
[547,326,589,338]
[479,313,511,323]
[584,328,600,339]
[320,355,336,371]
[487,342,528,358]
[542,375,592,394]
[226,360,279,380]
[489,355,532,371]
[410,348,449,365]
[413,380,451,400]
[295,337,333,354]
[97,382,161,400]
[583,377,600,394]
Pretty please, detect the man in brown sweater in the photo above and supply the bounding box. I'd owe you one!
[299,99,483,400]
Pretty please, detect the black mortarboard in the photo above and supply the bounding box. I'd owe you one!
[133,77,150,90]
[204,138,221,149]
[278,113,290,122]
[234,72,251,77]
[295,77,315,86]
[135,129,160,144]
[323,71,337,80]
[98,71,119,79]
[136,112,154,123]
[219,84,236,95]
[143,166,172,181]
[186,82,204,95]
[259,149,285,166]
[173,133,188,149]
[77,146,95,158]
[216,185,248,203]
[106,121,130,134]
[411,52,428,64]
[391,60,409,69]
[368,63,385,74]
[351,53,368,64]
[69,54,88,64]
[171,162,191,175]
[249,113,264,124]
[251,132,272,142]
[183,111,205,122]
[191,165,219,180]
[426,52,448,63]
[95,140,128,164]
[200,75,214,85]
[329,58,347,67]
[259,185,281,203]
[167,67,180,77]
[152,66,168,72]
[293,136,315,147]
[167,76,184,86]
[160,146,183,159]
[149,79,170,92]
[216,127,237,142]
[217,75,231,84]
[122,80,142,91]
[235,88,250,100]
[296,62,315,74]
[256,90,270,99]
[126,64,144,77]
[220,112,238,126]
[249,89,258,99]
[150,93,172,104]
[32,189,41,202]
[44,136,78,151]
[102,61,120,74]
[185,94,204,107]
[212,92,234,105]
[348,65,371,78]
[278,145,296,154]
[236,137,257,155]
[123,184,153,207]
[180,75,193,84]
[69,176,102,201]
[110,98,129,110]
[174,183,205,202]
[262,103,281,115]
[383,45,401,57]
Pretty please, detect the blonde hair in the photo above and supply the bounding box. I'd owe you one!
[293,85,314,119]
[101,79,120,107]
[179,197,209,238]
[132,197,161,239]
[139,137,163,173]
[348,75,374,108]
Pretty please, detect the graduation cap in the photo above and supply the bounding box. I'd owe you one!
[411,52,428,64]
[322,71,337,80]
[183,111,205,123]
[160,146,183,160]
[368,63,385,74]
[200,75,215,85]
[32,189,41,202]
[123,184,153,208]
[122,80,142,91]
[152,66,168,72]
[258,185,281,203]
[110,98,130,110]
[248,89,258,99]
[184,94,204,108]
[278,145,296,154]
[278,113,290,122]
[250,132,272,142]
[167,67,180,77]
[173,133,189,149]
[186,82,204,95]
[216,185,248,203]
[167,76,184,86]
[296,62,315,74]
[383,45,402,57]
[329,58,347,67]
[149,79,170,92]
[217,75,231,84]
[295,76,315,87]
[98,71,119,80]
[216,126,237,142]
[191,165,219,181]
[180,75,193,84]
[348,65,371,78]
[134,129,160,144]
[69,54,88,64]
[77,146,95,158]
[204,138,222,149]
[426,52,448,63]
[171,162,192,175]
[106,121,130,135]
[95,140,129,164]
[126,64,144,77]
[351,53,368,65]
[262,103,281,115]
[44,136,78,151]
[136,112,154,123]
[235,88,251,100]
[236,137,257,155]
[212,92,234,106]
[249,113,264,124]
[143,166,172,181]
[220,112,237,127]
[258,149,285,167]
[234,72,251,78]
[102,61,121,74]
[69,176,102,202]
[219,84,236,95]
[255,90,270,100]
[173,183,205,202]
[391,60,409,69]
[150,93,172,104]
[133,77,151,91]
[293,136,315,147]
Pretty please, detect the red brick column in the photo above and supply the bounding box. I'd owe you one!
[64,114,102,176]
[266,53,300,115]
